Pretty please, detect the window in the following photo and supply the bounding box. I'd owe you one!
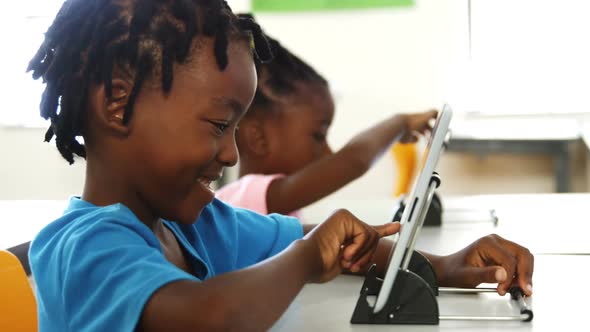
[0,0,254,127]
[0,1,63,127]
[450,0,590,116]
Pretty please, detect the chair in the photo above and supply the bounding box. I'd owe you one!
[0,250,37,331]
[7,242,32,276]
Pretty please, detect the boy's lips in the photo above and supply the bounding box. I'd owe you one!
[196,173,222,195]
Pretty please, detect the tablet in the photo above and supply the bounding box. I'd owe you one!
[373,104,453,313]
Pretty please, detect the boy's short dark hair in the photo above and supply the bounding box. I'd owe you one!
[28,0,272,164]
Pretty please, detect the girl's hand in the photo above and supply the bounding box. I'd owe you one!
[400,109,438,143]
[435,234,534,296]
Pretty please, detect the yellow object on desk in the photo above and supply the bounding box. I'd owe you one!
[391,142,417,197]
[0,250,37,332]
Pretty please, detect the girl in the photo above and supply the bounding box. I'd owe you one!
[217,25,436,217]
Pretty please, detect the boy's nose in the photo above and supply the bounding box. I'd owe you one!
[218,135,239,167]
[323,144,333,156]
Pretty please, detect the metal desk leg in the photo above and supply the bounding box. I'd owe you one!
[555,142,570,193]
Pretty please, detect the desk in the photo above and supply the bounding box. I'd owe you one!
[271,255,588,331]
[282,193,590,330]
[418,194,590,255]
[447,118,581,193]
[305,194,590,255]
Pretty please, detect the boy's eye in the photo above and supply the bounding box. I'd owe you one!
[209,120,230,136]
[312,132,326,142]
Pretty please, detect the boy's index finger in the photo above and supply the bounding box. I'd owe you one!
[373,222,401,238]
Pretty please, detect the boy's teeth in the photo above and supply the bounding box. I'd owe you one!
[198,178,211,188]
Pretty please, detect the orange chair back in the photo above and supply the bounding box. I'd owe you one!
[0,250,37,332]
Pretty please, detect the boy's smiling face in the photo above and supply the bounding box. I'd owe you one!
[87,39,256,225]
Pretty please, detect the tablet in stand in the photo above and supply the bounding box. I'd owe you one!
[350,105,533,325]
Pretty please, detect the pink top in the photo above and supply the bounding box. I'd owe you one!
[216,174,302,220]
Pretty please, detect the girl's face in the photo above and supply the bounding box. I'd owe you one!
[265,83,335,175]
[124,39,256,224]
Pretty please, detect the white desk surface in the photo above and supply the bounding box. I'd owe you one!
[271,253,588,331]
[417,194,590,255]
[305,194,590,255]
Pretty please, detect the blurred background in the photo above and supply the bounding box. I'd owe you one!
[1,0,589,221]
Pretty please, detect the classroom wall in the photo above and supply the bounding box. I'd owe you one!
[0,0,586,204]
[249,0,589,220]
[0,127,86,200]
[250,0,465,211]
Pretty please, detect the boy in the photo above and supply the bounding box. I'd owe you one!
[28,1,533,331]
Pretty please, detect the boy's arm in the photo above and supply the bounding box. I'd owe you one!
[267,111,437,215]
[139,238,321,332]
[138,211,399,332]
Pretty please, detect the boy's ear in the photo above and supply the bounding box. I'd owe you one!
[239,119,269,157]
[94,78,132,136]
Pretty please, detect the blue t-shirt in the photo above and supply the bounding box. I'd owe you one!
[29,197,303,332]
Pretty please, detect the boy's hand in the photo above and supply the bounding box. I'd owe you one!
[400,109,438,143]
[305,210,400,283]
[435,234,534,296]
